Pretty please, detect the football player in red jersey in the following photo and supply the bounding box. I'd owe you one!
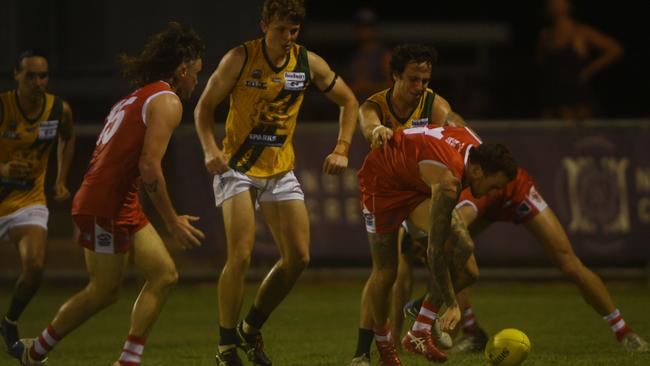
[351,124,517,366]
[12,22,205,366]
[394,165,650,355]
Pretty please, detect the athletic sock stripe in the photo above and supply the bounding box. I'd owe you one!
[33,339,48,355]
[119,352,142,363]
[122,348,141,357]
[421,300,440,313]
[418,307,438,320]
[123,341,145,354]
[412,320,432,332]
[127,334,146,345]
[612,319,627,332]
[463,308,474,317]
[604,309,621,322]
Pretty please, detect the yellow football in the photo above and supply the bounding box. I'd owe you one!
[484,328,531,366]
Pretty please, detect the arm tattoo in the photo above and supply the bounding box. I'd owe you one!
[449,209,475,274]
[427,183,459,307]
[143,179,158,193]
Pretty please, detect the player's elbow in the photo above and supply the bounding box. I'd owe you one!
[138,157,161,181]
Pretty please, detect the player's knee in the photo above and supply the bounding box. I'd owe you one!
[21,257,45,284]
[226,253,252,272]
[373,267,398,286]
[440,179,460,200]
[157,267,179,289]
[558,255,585,281]
[465,265,480,285]
[89,283,122,307]
[288,252,310,273]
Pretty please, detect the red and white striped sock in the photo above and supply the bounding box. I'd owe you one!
[118,334,147,366]
[373,322,393,343]
[412,299,439,332]
[603,309,631,341]
[462,307,480,336]
[29,324,60,361]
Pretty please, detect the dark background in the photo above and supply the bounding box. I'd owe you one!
[1,0,648,122]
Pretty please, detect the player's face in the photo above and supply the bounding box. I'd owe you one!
[175,58,202,100]
[394,62,431,104]
[261,18,301,55]
[15,56,49,101]
[469,171,510,198]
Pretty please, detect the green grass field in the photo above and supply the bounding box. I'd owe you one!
[1,279,649,365]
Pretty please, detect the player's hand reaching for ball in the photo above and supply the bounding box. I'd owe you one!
[439,303,461,332]
[168,215,205,250]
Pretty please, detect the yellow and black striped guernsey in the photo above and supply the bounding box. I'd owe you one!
[0,90,67,216]
[366,87,437,131]
[224,38,311,177]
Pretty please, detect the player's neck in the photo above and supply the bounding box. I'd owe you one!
[16,90,44,117]
[390,89,417,118]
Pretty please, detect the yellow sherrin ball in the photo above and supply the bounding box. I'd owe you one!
[484,328,531,366]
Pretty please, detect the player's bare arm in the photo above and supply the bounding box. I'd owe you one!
[308,51,358,175]
[430,94,453,126]
[141,93,205,250]
[449,209,475,273]
[359,101,392,148]
[194,46,245,175]
[53,100,75,202]
[419,162,462,330]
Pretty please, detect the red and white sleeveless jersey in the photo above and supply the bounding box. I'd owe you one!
[72,81,175,218]
[358,125,482,197]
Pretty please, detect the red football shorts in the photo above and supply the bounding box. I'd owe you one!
[73,209,149,254]
[360,190,428,233]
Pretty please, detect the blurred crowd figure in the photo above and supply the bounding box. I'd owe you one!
[537,0,623,120]
[345,7,392,102]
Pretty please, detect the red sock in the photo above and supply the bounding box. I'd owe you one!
[373,321,392,343]
[412,299,439,332]
[30,324,61,361]
[603,309,631,341]
[462,306,481,336]
[118,334,147,366]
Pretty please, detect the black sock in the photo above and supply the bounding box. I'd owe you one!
[354,328,374,358]
[219,326,239,346]
[7,278,41,322]
[244,306,269,332]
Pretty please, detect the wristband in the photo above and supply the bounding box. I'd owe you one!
[333,139,350,156]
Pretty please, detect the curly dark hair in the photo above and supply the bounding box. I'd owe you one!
[261,0,305,24]
[15,49,49,72]
[468,143,518,180]
[119,22,205,86]
[389,43,438,77]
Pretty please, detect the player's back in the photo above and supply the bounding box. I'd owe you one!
[358,125,481,194]
[72,81,175,218]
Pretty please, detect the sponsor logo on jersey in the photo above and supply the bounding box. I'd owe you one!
[245,80,267,90]
[411,118,429,127]
[284,71,306,90]
[247,133,287,147]
[38,120,59,140]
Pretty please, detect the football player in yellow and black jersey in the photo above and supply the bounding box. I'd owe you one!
[194,0,358,364]
[0,50,75,351]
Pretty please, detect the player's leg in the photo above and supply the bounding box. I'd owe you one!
[231,198,309,366]
[390,230,418,343]
[217,190,256,361]
[114,223,178,366]
[355,230,402,365]
[449,288,489,353]
[526,208,649,351]
[17,248,127,363]
[1,224,46,351]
